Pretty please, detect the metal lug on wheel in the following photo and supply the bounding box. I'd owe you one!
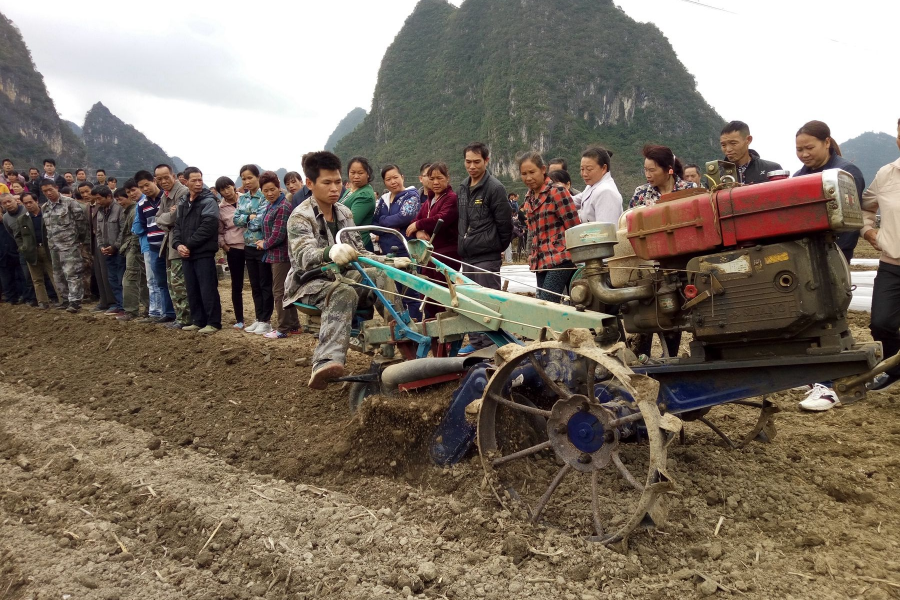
[604,431,615,444]
[554,424,568,434]
[578,453,592,464]
[580,402,591,413]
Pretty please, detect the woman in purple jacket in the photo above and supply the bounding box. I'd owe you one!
[372,164,420,256]
[373,164,422,319]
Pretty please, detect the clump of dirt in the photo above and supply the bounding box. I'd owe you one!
[342,384,456,478]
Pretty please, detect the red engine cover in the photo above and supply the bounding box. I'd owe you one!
[626,191,722,260]
[714,172,852,246]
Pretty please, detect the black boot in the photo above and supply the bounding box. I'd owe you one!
[66,301,82,313]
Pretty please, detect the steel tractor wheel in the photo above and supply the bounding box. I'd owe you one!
[476,329,682,545]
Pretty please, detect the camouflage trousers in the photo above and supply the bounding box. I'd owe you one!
[300,267,403,369]
[50,244,85,303]
[81,244,93,299]
[167,258,191,325]
[123,248,149,317]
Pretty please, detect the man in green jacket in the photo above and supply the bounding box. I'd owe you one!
[114,187,148,321]
[7,192,55,308]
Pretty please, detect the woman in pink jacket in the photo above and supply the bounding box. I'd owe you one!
[216,176,247,329]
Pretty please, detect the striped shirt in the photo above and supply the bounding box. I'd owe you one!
[137,191,165,249]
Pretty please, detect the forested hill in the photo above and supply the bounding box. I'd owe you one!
[82,102,179,177]
[325,107,367,151]
[0,12,86,169]
[335,0,724,195]
[841,131,898,186]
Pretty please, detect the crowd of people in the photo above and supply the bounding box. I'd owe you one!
[1,117,898,394]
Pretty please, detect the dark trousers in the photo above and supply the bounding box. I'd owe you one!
[244,247,273,322]
[466,257,503,349]
[105,253,126,310]
[183,257,222,329]
[93,244,114,306]
[535,260,576,303]
[870,261,900,378]
[633,331,683,359]
[0,259,24,302]
[271,260,299,333]
[18,255,36,303]
[225,247,246,323]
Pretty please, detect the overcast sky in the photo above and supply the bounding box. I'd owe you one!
[4,0,897,181]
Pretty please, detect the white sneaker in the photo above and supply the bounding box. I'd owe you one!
[254,322,273,335]
[798,384,841,412]
[244,321,260,333]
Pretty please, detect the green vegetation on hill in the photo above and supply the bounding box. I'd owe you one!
[325,108,367,151]
[82,101,179,178]
[335,0,723,197]
[0,12,86,170]
[840,131,898,187]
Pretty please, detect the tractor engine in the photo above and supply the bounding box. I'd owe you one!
[567,168,864,360]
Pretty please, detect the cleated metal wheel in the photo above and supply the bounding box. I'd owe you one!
[477,330,682,545]
[680,398,780,449]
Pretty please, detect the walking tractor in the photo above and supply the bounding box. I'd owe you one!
[297,165,897,545]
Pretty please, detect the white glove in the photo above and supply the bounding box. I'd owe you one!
[329,243,358,266]
[393,257,412,269]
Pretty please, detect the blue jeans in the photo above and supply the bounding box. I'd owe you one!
[104,253,126,310]
[146,249,174,318]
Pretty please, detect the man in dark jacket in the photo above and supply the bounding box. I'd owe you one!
[10,192,55,308]
[95,185,127,314]
[172,167,221,333]
[719,121,783,185]
[456,142,512,353]
[0,194,26,303]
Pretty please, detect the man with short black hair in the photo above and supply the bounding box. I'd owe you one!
[76,181,114,311]
[75,169,88,186]
[177,172,187,186]
[114,186,146,321]
[153,163,192,328]
[107,177,117,192]
[1,159,26,189]
[42,158,66,189]
[548,158,568,173]
[95,169,108,187]
[683,164,703,186]
[63,172,75,187]
[41,180,89,312]
[285,151,404,388]
[0,194,26,304]
[172,167,221,333]
[12,192,55,308]
[719,121,783,185]
[456,142,512,354]
[134,170,175,322]
[26,168,42,197]
[95,185,126,315]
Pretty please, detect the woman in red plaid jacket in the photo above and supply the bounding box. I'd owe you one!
[518,152,581,302]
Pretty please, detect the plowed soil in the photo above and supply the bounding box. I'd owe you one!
[1,298,898,600]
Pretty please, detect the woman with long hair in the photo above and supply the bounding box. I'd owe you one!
[518,151,581,302]
[373,164,422,319]
[406,162,459,317]
[215,176,246,329]
[630,144,697,209]
[794,120,865,262]
[341,157,377,251]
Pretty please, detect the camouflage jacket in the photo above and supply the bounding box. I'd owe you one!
[43,195,89,250]
[283,198,380,305]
